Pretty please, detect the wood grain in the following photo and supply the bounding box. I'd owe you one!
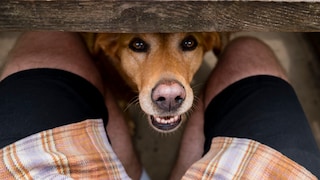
[0,1,319,32]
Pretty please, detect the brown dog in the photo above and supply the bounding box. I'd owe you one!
[83,33,225,133]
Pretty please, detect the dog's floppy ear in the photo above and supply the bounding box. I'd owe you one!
[201,32,230,56]
[94,33,120,60]
[79,32,98,55]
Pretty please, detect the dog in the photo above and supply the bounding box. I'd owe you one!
[82,32,226,133]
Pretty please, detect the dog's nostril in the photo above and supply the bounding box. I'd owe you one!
[157,96,166,102]
[175,96,184,104]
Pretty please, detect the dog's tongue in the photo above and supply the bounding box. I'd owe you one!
[150,115,181,131]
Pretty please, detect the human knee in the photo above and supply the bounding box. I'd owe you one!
[226,36,269,50]
[219,36,288,81]
[0,32,105,94]
[222,36,276,62]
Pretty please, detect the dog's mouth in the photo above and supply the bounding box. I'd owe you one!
[150,115,182,132]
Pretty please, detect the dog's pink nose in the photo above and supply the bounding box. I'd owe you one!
[152,80,186,111]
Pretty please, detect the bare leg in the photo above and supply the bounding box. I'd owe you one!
[0,32,104,93]
[169,95,206,180]
[203,37,288,108]
[170,37,288,179]
[104,86,142,180]
[0,32,141,180]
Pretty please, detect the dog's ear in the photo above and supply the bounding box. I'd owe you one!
[201,32,230,56]
[94,33,120,60]
[79,32,97,55]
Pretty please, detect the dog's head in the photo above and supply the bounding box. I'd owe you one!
[95,33,221,133]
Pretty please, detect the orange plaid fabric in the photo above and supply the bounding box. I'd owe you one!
[0,119,130,179]
[0,119,316,179]
[183,137,316,180]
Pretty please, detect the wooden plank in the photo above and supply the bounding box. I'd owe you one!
[0,1,320,32]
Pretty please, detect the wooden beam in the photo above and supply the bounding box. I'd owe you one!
[0,1,320,32]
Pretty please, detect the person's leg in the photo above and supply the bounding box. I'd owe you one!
[170,37,320,179]
[0,32,104,92]
[104,83,142,180]
[0,32,141,180]
[202,37,320,177]
[169,94,206,180]
[202,37,288,109]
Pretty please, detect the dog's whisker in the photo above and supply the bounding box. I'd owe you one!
[193,95,200,103]
[192,95,201,109]
[124,96,139,112]
[186,95,202,119]
[191,82,206,96]
[191,82,205,89]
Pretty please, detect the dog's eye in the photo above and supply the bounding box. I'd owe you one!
[129,38,149,52]
[181,36,198,51]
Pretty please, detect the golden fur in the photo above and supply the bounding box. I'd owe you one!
[82,32,226,133]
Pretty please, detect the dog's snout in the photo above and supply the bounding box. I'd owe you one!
[152,80,186,111]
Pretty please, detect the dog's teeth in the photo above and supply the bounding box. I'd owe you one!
[152,115,181,124]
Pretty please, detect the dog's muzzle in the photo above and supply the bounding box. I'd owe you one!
[148,79,185,132]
